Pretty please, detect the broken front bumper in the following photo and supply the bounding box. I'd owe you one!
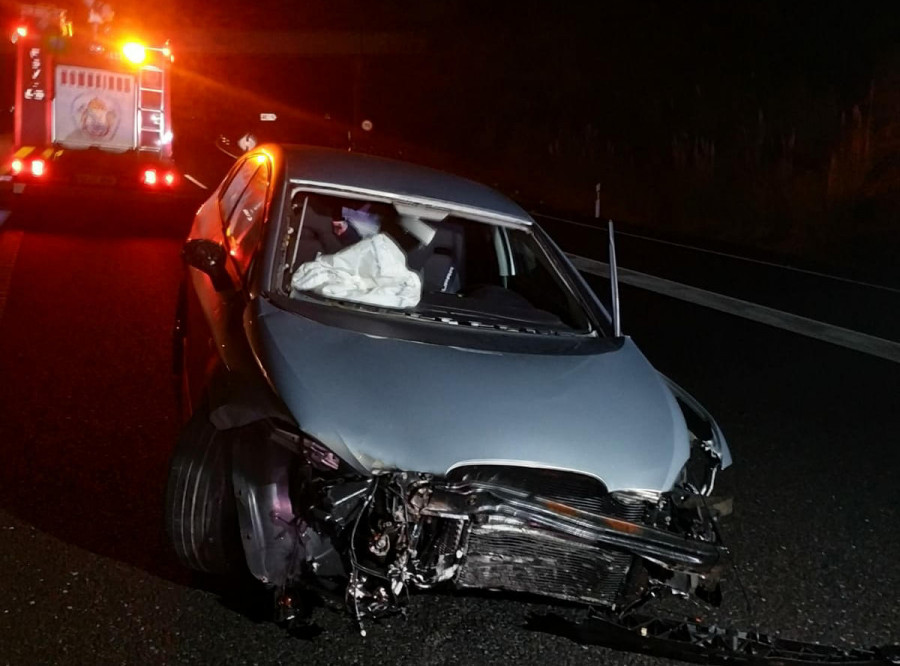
[421,480,727,606]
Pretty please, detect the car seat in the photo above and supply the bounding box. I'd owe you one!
[420,222,465,294]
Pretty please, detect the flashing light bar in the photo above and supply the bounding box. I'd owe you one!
[10,25,27,44]
[122,41,146,64]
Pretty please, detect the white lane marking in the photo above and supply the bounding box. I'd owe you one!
[568,253,900,364]
[0,231,24,323]
[537,212,899,294]
[183,174,208,190]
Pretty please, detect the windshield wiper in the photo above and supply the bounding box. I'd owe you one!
[408,306,586,336]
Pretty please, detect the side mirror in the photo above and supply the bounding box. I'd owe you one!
[237,132,258,152]
[183,239,234,292]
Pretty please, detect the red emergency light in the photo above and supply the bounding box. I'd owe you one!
[142,168,177,187]
[10,158,48,177]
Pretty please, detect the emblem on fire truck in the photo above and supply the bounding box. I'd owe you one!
[74,94,120,139]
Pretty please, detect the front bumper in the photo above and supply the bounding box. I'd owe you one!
[425,481,726,573]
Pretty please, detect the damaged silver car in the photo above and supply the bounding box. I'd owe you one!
[165,144,733,631]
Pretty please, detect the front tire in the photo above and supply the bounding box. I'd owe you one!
[164,407,243,574]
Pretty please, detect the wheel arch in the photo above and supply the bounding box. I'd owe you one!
[230,422,302,588]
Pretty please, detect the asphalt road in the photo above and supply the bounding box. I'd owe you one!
[0,188,898,665]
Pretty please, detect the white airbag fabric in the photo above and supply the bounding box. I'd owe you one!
[291,233,422,308]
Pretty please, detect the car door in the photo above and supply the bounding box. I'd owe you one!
[181,154,273,415]
[222,155,271,283]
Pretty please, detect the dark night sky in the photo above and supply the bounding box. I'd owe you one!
[5,1,899,271]
[159,2,900,272]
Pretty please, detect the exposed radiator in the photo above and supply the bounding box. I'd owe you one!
[457,522,633,606]
[441,465,646,605]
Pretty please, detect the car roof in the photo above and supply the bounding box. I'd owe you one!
[271,144,534,226]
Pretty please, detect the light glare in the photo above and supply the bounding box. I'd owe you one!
[122,42,146,64]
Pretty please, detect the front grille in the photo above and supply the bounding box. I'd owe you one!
[447,465,646,521]
[457,523,633,606]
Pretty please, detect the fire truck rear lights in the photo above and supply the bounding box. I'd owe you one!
[142,169,176,187]
[30,159,46,177]
[16,26,27,38]
[11,159,23,175]
[122,42,146,64]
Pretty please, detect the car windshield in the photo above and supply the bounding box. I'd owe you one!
[278,191,594,335]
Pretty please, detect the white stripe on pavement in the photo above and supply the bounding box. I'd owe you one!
[568,253,900,364]
[0,230,24,323]
[183,174,209,190]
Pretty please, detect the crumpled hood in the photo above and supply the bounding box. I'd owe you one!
[255,300,690,493]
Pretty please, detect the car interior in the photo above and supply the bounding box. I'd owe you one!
[282,191,592,332]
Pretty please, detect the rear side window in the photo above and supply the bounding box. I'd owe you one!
[219,159,260,223]
[221,157,271,275]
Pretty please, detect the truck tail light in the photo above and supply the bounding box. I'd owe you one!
[143,169,176,187]
[10,159,48,177]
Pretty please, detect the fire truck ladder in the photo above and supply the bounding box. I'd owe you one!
[137,66,165,154]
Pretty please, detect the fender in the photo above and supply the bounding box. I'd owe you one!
[206,363,295,430]
[660,373,732,469]
[230,425,300,587]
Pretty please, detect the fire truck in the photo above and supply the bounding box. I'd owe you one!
[7,3,178,193]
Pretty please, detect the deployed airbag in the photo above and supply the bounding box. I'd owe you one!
[291,233,422,308]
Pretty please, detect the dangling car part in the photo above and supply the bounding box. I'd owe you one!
[167,144,743,650]
[526,611,900,665]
